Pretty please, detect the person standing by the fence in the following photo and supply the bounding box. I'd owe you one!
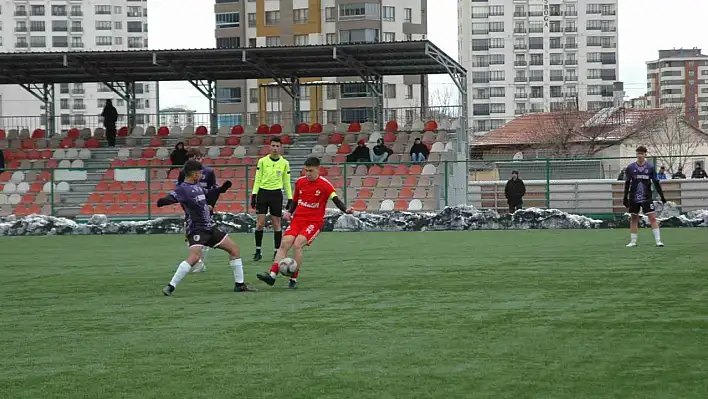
[250,137,293,261]
[101,100,118,147]
[505,170,526,214]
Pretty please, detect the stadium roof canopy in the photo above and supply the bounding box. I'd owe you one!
[0,40,465,85]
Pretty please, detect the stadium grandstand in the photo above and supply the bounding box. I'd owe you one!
[0,41,469,219]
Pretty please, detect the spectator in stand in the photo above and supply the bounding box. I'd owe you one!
[371,138,393,165]
[691,163,707,178]
[505,170,526,214]
[346,140,371,163]
[101,99,118,147]
[672,167,686,179]
[0,148,4,172]
[409,138,430,164]
[657,166,668,180]
[170,142,189,167]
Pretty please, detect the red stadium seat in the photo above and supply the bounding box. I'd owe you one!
[310,123,323,133]
[329,133,343,144]
[21,139,35,149]
[231,125,244,135]
[296,123,310,134]
[220,147,234,157]
[385,120,398,132]
[226,136,240,146]
[347,122,361,132]
[157,126,170,136]
[256,124,269,134]
[84,138,100,148]
[59,138,73,148]
[67,128,80,139]
[187,137,201,146]
[383,132,396,143]
[424,120,438,131]
[148,137,162,147]
[336,144,351,154]
[195,125,208,135]
[352,199,367,211]
[117,126,129,136]
[394,200,408,211]
[142,148,156,158]
[280,135,292,145]
[269,124,282,134]
[31,129,45,139]
[0,129,5,140]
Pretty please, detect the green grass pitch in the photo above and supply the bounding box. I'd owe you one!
[2,229,708,398]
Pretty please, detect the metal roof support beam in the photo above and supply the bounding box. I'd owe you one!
[240,50,297,99]
[188,80,218,134]
[103,82,137,133]
[18,83,56,137]
[332,47,384,129]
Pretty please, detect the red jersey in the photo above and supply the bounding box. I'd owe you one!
[292,176,337,222]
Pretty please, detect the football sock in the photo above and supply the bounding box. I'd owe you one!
[230,258,244,284]
[630,233,638,243]
[255,230,264,250]
[169,261,191,287]
[290,269,299,280]
[200,247,209,264]
[274,231,282,251]
[270,262,279,279]
[652,228,661,242]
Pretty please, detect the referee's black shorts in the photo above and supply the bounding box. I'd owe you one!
[256,189,284,217]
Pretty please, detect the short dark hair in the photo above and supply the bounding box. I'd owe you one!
[187,148,202,159]
[636,145,648,154]
[184,159,203,175]
[270,136,282,143]
[304,157,321,167]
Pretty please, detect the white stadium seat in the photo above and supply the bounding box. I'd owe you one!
[422,164,437,176]
[52,149,66,160]
[117,148,131,160]
[11,171,25,184]
[78,149,91,160]
[131,126,144,136]
[156,147,169,159]
[3,182,17,194]
[56,182,71,193]
[16,182,29,194]
[430,142,445,153]
[311,144,325,155]
[207,147,220,158]
[71,160,84,168]
[411,120,425,130]
[233,146,247,157]
[65,148,79,159]
[58,160,71,169]
[0,193,7,205]
[379,199,394,211]
[8,193,21,205]
[170,126,182,136]
[407,199,423,211]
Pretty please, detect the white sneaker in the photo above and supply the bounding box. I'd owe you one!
[191,260,206,273]
[656,241,664,247]
[626,242,638,247]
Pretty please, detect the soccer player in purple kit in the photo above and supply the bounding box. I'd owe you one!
[623,146,667,247]
[177,149,216,273]
[158,159,257,296]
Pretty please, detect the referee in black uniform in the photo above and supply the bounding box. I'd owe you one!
[251,136,293,261]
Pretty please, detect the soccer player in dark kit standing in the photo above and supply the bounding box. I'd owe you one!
[623,146,667,247]
[177,149,217,273]
[250,137,293,261]
[158,160,257,296]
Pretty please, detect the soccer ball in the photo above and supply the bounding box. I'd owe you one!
[278,258,298,276]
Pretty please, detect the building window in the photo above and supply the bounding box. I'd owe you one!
[341,107,374,123]
[405,85,413,99]
[339,29,379,43]
[385,84,396,99]
[341,83,374,98]
[325,7,336,21]
[382,6,395,21]
[339,3,379,19]
[265,11,280,26]
[95,5,111,15]
[294,34,309,45]
[114,37,123,45]
[249,88,258,103]
[96,21,111,30]
[30,36,46,48]
[52,36,68,47]
[326,33,337,44]
[127,37,143,48]
[216,12,240,28]
[127,21,142,32]
[249,38,256,47]
[404,7,412,23]
[96,36,112,46]
[404,33,412,41]
[382,32,395,42]
[30,21,45,32]
[31,5,45,16]
[327,85,338,100]
[217,88,242,103]
[216,37,240,48]
[52,5,67,16]
[293,8,309,24]
[71,37,84,48]
[265,36,280,46]
[127,6,141,17]
[248,13,256,27]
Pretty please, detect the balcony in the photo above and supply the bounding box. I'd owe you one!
[601,58,616,65]
[71,27,83,33]
[565,60,578,65]
[70,11,83,17]
[564,11,578,16]
[15,42,29,48]
[515,109,527,115]
[550,59,563,65]
[71,89,85,95]
[551,76,564,81]
[15,27,28,32]
[565,76,578,82]
[529,60,544,66]
[513,28,527,34]
[565,27,577,33]
[550,27,562,33]
[529,76,544,82]
[515,93,528,98]
[601,10,617,16]
[601,27,617,32]
[565,43,578,49]
[14,11,28,17]
[514,44,527,50]
[514,61,527,66]
[72,104,86,110]
[513,12,527,17]
[514,77,528,83]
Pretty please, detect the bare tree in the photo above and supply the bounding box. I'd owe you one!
[427,85,459,120]
[638,109,707,173]
[522,108,667,157]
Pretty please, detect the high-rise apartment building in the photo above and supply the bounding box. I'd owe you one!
[458,0,619,134]
[0,1,155,132]
[213,0,427,128]
[646,48,708,130]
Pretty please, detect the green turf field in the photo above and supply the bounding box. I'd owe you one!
[2,229,707,398]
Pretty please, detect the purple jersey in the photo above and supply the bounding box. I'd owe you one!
[625,161,657,202]
[169,182,219,234]
[177,166,216,190]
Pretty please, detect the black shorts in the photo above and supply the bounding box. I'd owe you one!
[256,189,283,217]
[628,201,655,215]
[187,229,228,248]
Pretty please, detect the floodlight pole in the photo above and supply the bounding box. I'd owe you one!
[18,83,56,136]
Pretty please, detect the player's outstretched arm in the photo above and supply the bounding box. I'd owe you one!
[623,167,631,207]
[157,194,178,207]
[332,196,353,214]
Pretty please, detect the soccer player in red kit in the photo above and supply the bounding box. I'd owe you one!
[256,157,353,289]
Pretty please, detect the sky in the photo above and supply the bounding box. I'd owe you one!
[149,0,708,114]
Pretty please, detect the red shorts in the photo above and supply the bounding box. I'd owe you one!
[284,219,323,246]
